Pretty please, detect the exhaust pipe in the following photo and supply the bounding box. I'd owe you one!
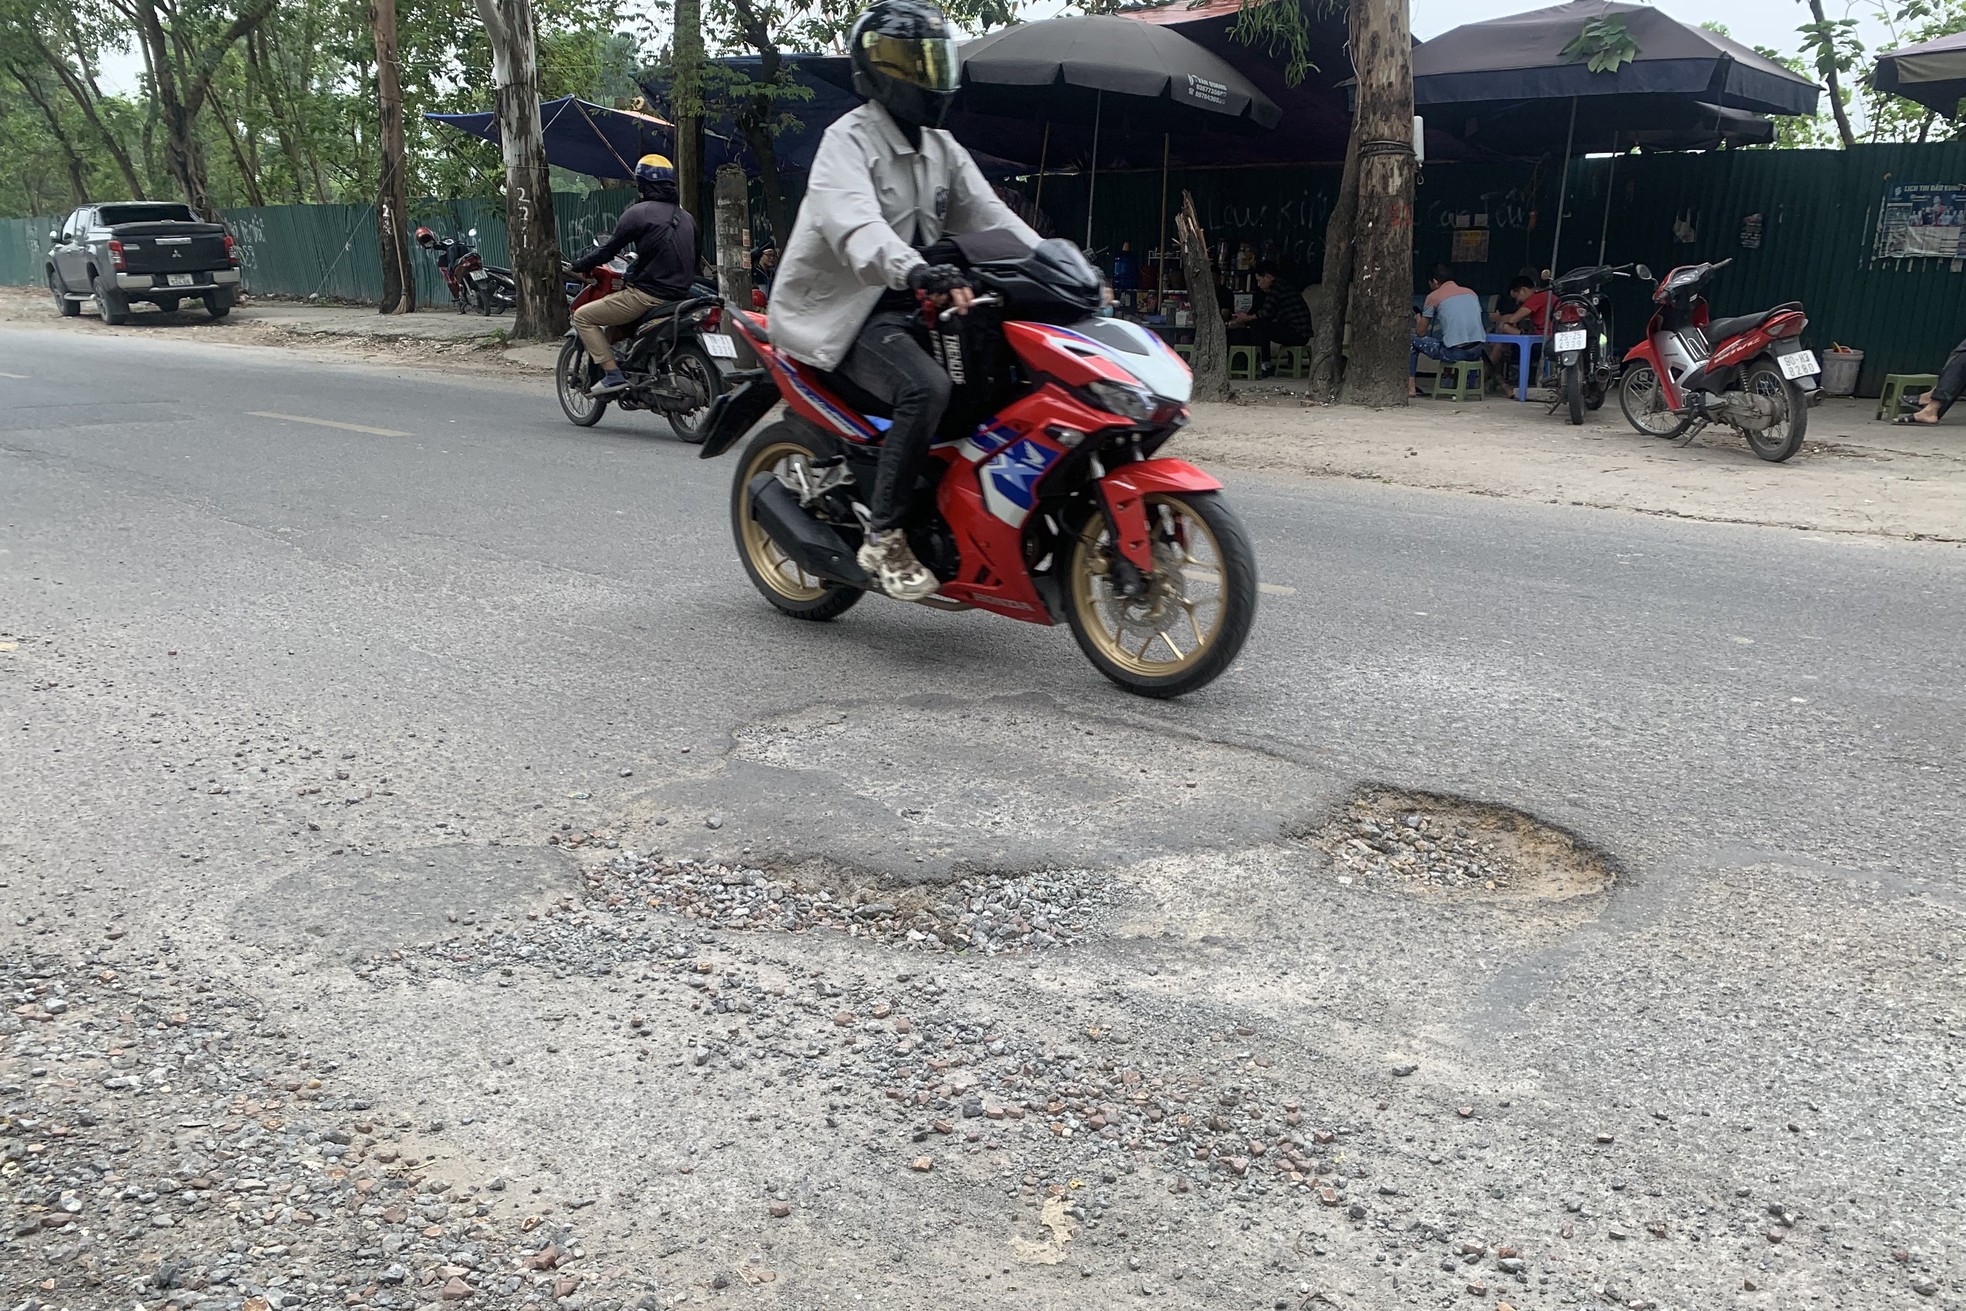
[747,474,870,589]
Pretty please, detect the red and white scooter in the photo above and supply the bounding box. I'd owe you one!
[1616,258,1820,462]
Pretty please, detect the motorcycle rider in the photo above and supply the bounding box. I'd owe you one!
[770,0,1039,601]
[568,153,700,397]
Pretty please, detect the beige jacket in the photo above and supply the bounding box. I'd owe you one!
[769,102,1040,370]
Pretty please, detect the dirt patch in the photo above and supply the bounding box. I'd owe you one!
[1310,786,1617,902]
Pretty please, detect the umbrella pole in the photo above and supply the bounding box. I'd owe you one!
[1087,90,1102,252]
[1597,146,1617,263]
[1158,133,1170,303]
[1547,96,1577,281]
[1035,121,1050,214]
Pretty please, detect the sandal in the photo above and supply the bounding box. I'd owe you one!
[1892,413,1936,425]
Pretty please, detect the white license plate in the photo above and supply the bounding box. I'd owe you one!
[1553,330,1587,353]
[1778,349,1820,380]
[703,333,738,359]
[166,273,195,287]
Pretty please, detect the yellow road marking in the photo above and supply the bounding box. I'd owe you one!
[249,411,409,437]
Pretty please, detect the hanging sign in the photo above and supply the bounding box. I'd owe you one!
[1874,183,1966,258]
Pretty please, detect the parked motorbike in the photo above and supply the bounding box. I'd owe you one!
[694,234,1258,699]
[414,225,517,316]
[1547,262,1642,425]
[1617,258,1820,462]
[554,259,731,441]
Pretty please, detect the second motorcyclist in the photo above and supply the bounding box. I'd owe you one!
[568,153,700,397]
[767,0,1040,600]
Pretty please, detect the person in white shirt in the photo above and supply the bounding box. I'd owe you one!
[769,0,1039,601]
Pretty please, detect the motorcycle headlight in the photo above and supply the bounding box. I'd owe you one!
[1085,380,1154,423]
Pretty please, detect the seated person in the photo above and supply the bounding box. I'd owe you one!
[1228,262,1315,374]
[1410,263,1485,396]
[1487,275,1550,382]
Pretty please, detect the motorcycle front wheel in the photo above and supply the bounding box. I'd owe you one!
[1741,359,1808,463]
[556,339,608,427]
[1563,363,1585,426]
[1065,491,1257,699]
[1618,363,1692,438]
[730,422,863,622]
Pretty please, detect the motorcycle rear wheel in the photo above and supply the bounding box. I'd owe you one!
[1741,360,1808,462]
[1618,363,1692,438]
[556,339,608,427]
[666,343,723,443]
[731,423,863,622]
[1064,490,1257,699]
[1563,363,1585,426]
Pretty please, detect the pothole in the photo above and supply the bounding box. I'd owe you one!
[586,852,1123,953]
[1310,787,1617,901]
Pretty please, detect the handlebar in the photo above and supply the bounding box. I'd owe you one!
[939,292,1004,322]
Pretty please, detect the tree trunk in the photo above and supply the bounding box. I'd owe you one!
[125,0,276,220]
[738,109,790,250]
[1805,0,1858,149]
[39,36,148,198]
[206,84,268,207]
[371,0,415,314]
[1339,0,1415,408]
[672,0,706,230]
[1176,191,1229,403]
[11,68,91,205]
[1307,124,1361,401]
[475,0,567,340]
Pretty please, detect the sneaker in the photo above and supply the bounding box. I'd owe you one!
[589,370,629,397]
[856,529,938,601]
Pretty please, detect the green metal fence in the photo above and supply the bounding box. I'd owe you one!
[8,143,1966,393]
[1038,141,1966,396]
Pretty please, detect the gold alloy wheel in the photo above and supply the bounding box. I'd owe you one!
[736,440,831,603]
[1068,494,1227,677]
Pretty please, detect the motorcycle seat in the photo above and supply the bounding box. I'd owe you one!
[1705,302,1801,344]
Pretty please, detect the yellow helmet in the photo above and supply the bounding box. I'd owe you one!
[635,153,675,186]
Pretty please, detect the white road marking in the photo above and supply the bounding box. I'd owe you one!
[0,371,30,379]
[249,411,409,437]
[1184,569,1295,597]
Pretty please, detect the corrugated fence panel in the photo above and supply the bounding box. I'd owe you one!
[0,216,58,288]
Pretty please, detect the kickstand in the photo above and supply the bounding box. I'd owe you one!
[1674,419,1707,447]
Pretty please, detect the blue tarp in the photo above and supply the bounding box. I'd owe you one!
[425,96,675,181]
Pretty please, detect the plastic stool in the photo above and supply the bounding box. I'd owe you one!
[1228,345,1261,380]
[1173,343,1194,363]
[1432,358,1485,400]
[1275,345,1311,378]
[1876,372,1939,420]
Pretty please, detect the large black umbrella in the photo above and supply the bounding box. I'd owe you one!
[1413,1,1816,270]
[1871,32,1966,118]
[957,15,1280,250]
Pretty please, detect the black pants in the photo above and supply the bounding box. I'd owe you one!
[835,311,952,532]
[1931,336,1966,414]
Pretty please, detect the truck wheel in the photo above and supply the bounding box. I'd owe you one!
[49,270,79,317]
[92,272,129,325]
[204,289,232,319]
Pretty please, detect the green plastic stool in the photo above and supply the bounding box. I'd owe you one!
[1228,345,1261,380]
[1876,372,1939,420]
[1432,358,1485,400]
[1275,345,1311,378]
[1173,343,1194,363]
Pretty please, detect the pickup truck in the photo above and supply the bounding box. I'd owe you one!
[45,201,243,324]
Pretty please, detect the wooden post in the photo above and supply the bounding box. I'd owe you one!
[1176,191,1228,403]
[714,164,752,306]
[370,0,414,314]
[1340,0,1417,407]
[474,0,567,340]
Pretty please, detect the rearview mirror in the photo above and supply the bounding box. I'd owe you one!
[468,227,478,239]
[1636,263,1653,280]
[48,230,59,243]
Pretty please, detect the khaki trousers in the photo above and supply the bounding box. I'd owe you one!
[572,287,663,369]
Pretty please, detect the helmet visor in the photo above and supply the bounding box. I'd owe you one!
[860,33,959,92]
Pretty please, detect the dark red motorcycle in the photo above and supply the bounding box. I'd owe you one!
[694,235,1257,698]
[414,225,516,316]
[1618,258,1820,462]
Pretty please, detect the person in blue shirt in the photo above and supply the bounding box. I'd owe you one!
[1410,263,1487,397]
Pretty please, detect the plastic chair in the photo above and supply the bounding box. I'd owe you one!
[1432,358,1485,400]
[1173,343,1194,363]
[1275,345,1311,378]
[1228,345,1261,380]
[1876,372,1939,420]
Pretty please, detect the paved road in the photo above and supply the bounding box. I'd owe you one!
[3,323,1963,1309]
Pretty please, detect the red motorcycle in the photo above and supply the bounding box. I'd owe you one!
[555,259,731,441]
[1617,257,1820,462]
[695,235,1257,698]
